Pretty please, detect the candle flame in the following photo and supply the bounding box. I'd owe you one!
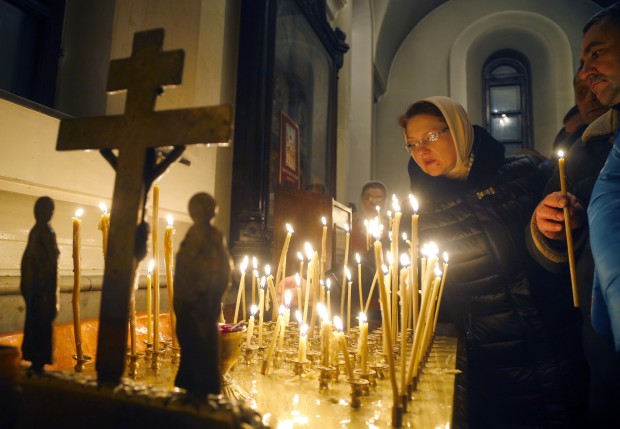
[166,214,174,227]
[296,310,303,324]
[345,267,351,281]
[295,273,301,287]
[304,242,314,260]
[386,251,393,265]
[260,276,266,289]
[387,210,392,218]
[317,303,327,321]
[382,264,389,274]
[326,278,331,291]
[363,219,369,228]
[264,264,271,276]
[279,305,285,315]
[376,205,381,213]
[359,312,367,323]
[74,208,84,218]
[402,232,408,241]
[427,241,439,256]
[240,255,248,272]
[434,264,442,277]
[251,304,258,316]
[333,316,343,331]
[392,194,401,212]
[285,290,292,306]
[286,223,294,234]
[400,253,410,267]
[297,251,304,261]
[99,202,108,214]
[300,323,308,336]
[409,194,419,213]
[344,223,349,233]
[148,259,155,274]
[252,256,258,269]
[356,253,361,264]
[321,216,327,226]
[558,150,564,159]
[443,251,449,263]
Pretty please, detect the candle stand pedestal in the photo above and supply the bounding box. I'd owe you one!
[242,345,258,365]
[143,342,153,363]
[306,351,320,365]
[348,378,369,408]
[369,362,388,379]
[400,394,408,413]
[150,351,163,370]
[290,359,309,376]
[391,404,404,428]
[316,365,336,391]
[354,368,377,391]
[168,346,180,365]
[127,353,142,378]
[72,354,92,373]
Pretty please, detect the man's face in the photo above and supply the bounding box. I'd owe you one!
[579,20,620,107]
[361,187,386,213]
[574,78,608,124]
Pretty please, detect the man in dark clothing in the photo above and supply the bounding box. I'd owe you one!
[527,5,620,427]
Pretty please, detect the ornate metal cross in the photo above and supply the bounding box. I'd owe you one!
[57,28,232,384]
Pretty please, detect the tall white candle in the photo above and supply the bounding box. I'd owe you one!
[326,278,331,320]
[356,253,363,313]
[251,257,258,306]
[98,202,110,257]
[234,256,249,323]
[321,216,328,279]
[258,277,266,347]
[276,224,294,301]
[345,267,352,335]
[303,243,313,324]
[146,259,154,344]
[391,195,402,341]
[409,195,420,329]
[246,305,257,347]
[284,290,292,325]
[334,317,354,380]
[152,184,160,353]
[164,214,177,346]
[359,312,369,372]
[72,208,84,364]
[298,317,308,362]
[318,303,331,366]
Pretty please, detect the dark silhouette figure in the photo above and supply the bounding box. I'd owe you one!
[20,196,60,373]
[174,193,233,397]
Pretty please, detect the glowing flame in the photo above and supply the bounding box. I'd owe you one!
[286,223,294,233]
[166,214,174,227]
[99,202,108,214]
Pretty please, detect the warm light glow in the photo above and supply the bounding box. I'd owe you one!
[252,256,258,270]
[386,251,393,266]
[344,223,349,233]
[392,194,401,212]
[333,316,343,331]
[251,305,258,316]
[260,276,266,289]
[74,208,84,218]
[296,310,303,324]
[279,305,285,315]
[359,312,367,323]
[321,216,327,226]
[345,267,351,281]
[285,290,292,307]
[355,253,361,264]
[443,252,449,263]
[300,323,308,336]
[402,232,408,241]
[297,251,304,261]
[558,150,565,159]
[400,253,410,267]
[166,214,174,227]
[304,242,314,260]
[409,194,419,213]
[427,242,439,257]
[435,265,442,277]
[326,278,331,291]
[387,210,392,219]
[265,264,271,276]
[99,202,108,214]
[240,255,248,272]
[317,303,327,321]
[148,259,155,274]
[286,223,294,234]
[381,264,389,274]
[295,273,301,287]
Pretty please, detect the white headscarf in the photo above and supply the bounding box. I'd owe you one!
[414,96,475,180]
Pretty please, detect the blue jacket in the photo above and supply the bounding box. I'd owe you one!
[589,128,620,353]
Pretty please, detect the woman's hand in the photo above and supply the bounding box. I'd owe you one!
[534,191,585,240]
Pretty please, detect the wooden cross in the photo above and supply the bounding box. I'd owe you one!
[57,28,232,384]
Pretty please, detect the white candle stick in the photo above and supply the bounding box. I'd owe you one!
[152,184,160,354]
[276,224,294,301]
[164,214,177,346]
[146,259,154,344]
[345,267,352,334]
[317,303,331,366]
[284,290,292,325]
[246,305,257,347]
[358,312,369,372]
[258,277,266,347]
[321,216,328,280]
[409,194,420,331]
[98,202,110,257]
[356,253,363,313]
[326,278,331,320]
[557,150,579,307]
[234,256,248,323]
[303,243,313,324]
[433,253,449,333]
[334,316,354,380]
[251,257,258,307]
[391,195,402,341]
[297,312,308,362]
[72,208,84,364]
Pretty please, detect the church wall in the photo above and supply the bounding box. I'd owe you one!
[374,0,601,199]
[0,0,240,332]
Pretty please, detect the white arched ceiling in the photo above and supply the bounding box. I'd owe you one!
[450,10,574,157]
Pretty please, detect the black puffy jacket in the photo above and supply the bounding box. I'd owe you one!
[408,126,588,428]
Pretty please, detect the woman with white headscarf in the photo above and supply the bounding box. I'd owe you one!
[401,96,588,428]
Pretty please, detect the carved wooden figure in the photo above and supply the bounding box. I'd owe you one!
[20,196,60,374]
[174,193,233,396]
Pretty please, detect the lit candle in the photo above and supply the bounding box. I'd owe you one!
[359,312,369,372]
[295,272,302,313]
[246,305,257,347]
[72,208,84,365]
[152,183,160,354]
[364,219,371,251]
[356,253,363,313]
[334,316,354,380]
[415,268,442,378]
[373,229,399,404]
[234,256,248,323]
[364,271,379,314]
[309,250,320,337]
[164,214,177,347]
[399,255,410,393]
[129,276,138,356]
[345,267,352,334]
[278,305,286,349]
[146,259,154,344]
[297,251,305,290]
[409,194,420,330]
[265,265,279,320]
[284,290,292,325]
[258,277,266,347]
[317,303,331,366]
[391,195,402,341]
[557,150,579,307]
[251,257,258,307]
[275,224,294,301]
[340,223,351,320]
[433,253,449,333]
[261,308,283,375]
[97,202,110,257]
[303,243,313,324]
[297,312,308,362]
[326,278,331,320]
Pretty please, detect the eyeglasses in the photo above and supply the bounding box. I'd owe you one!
[362,195,385,204]
[404,127,450,152]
